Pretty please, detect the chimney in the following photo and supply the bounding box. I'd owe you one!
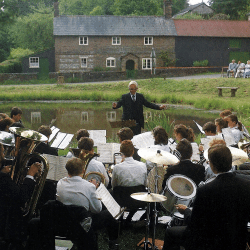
[54,1,59,17]
[163,0,172,19]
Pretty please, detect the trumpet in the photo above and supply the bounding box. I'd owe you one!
[9,127,49,220]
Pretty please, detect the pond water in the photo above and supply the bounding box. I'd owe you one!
[1,101,221,141]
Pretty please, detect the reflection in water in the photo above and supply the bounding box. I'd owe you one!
[1,102,220,141]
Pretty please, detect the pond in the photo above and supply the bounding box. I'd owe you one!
[1,101,221,142]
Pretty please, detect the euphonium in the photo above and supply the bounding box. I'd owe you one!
[9,128,50,220]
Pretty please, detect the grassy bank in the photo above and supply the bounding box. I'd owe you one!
[2,77,250,115]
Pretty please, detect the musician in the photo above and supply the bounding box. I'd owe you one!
[162,139,205,190]
[0,142,41,250]
[215,118,228,136]
[224,114,243,143]
[112,81,166,135]
[0,116,13,131]
[174,124,195,143]
[112,140,147,188]
[78,137,109,187]
[162,144,250,250]
[10,107,23,126]
[66,128,90,158]
[146,126,170,171]
[117,127,140,161]
[34,125,58,156]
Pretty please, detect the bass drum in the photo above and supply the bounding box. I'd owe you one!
[161,174,197,215]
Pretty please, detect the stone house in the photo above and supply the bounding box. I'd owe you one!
[53,1,177,73]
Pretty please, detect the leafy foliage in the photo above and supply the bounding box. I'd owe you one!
[193,60,209,67]
[8,48,34,60]
[158,50,176,67]
[175,12,204,19]
[172,0,188,15]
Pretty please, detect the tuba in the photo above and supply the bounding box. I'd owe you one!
[9,127,49,220]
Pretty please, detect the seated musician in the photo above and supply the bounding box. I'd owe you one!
[0,116,13,132]
[162,139,205,190]
[66,129,90,158]
[215,118,228,137]
[78,137,109,187]
[117,127,140,161]
[10,107,23,126]
[224,114,243,143]
[111,140,147,223]
[146,126,170,171]
[0,142,41,250]
[34,125,58,156]
[162,144,250,250]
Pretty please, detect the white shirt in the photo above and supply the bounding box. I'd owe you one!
[112,157,147,188]
[56,176,102,214]
[230,126,243,143]
[87,158,109,187]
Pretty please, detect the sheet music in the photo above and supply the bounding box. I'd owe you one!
[200,136,222,151]
[222,128,236,146]
[168,138,177,153]
[191,142,200,162]
[50,132,74,149]
[96,183,122,220]
[96,143,120,164]
[57,134,74,150]
[88,130,106,145]
[44,154,68,181]
[193,120,205,134]
[131,131,154,149]
[49,126,60,143]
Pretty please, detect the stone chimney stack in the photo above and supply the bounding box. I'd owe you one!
[163,0,172,19]
[54,1,59,17]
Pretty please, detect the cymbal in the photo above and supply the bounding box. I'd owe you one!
[138,148,179,165]
[204,146,248,165]
[131,192,167,203]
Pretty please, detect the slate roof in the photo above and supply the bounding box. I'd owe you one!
[53,15,177,36]
[174,19,250,38]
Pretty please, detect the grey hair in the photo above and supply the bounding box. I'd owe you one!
[128,81,138,88]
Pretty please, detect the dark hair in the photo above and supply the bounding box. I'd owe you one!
[10,122,24,128]
[153,126,168,145]
[0,117,13,131]
[219,110,232,118]
[226,114,242,131]
[38,125,52,138]
[65,157,84,176]
[215,118,228,133]
[176,138,192,160]
[120,140,134,157]
[202,122,216,135]
[78,137,94,151]
[0,113,9,120]
[76,129,89,141]
[174,124,195,142]
[117,127,134,141]
[10,107,22,118]
[208,144,232,173]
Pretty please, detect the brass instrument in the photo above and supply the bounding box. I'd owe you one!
[9,127,49,220]
[238,141,250,150]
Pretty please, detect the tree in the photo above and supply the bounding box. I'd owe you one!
[172,0,188,15]
[209,0,250,20]
[9,6,54,52]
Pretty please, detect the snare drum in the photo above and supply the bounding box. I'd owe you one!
[168,212,184,228]
[161,174,197,215]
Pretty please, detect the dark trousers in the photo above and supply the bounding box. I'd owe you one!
[162,226,187,250]
[131,124,141,135]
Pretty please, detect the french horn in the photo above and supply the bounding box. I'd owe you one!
[9,127,50,220]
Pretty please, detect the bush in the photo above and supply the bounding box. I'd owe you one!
[8,48,34,60]
[193,60,209,67]
[0,60,22,73]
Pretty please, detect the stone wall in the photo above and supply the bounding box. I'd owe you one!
[0,67,221,83]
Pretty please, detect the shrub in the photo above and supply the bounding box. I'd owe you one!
[8,48,34,60]
[193,60,209,67]
[0,60,22,73]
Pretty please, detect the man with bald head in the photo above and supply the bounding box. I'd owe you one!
[112,81,166,135]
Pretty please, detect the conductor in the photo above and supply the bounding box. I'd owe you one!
[112,81,166,135]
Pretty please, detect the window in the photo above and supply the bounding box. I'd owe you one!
[142,58,152,69]
[106,57,116,67]
[29,57,39,68]
[106,111,116,122]
[144,37,153,45]
[112,37,121,45]
[229,39,241,48]
[80,57,87,68]
[79,36,88,45]
[31,112,41,124]
[81,112,89,123]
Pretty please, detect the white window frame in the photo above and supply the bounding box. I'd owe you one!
[142,58,152,70]
[31,112,41,124]
[106,111,116,122]
[106,57,116,67]
[29,57,39,68]
[80,57,87,68]
[112,36,121,45]
[79,36,88,45]
[144,37,153,45]
[81,112,89,123]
